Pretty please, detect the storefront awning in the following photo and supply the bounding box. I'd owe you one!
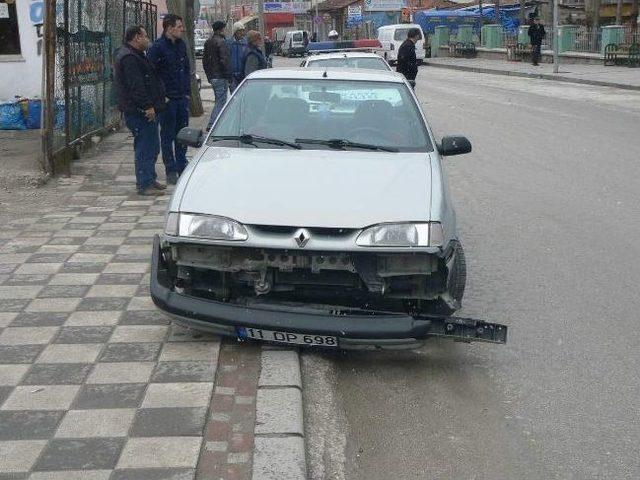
[238,15,258,26]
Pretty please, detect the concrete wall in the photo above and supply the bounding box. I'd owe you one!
[0,0,44,100]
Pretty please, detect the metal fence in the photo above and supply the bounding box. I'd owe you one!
[567,27,601,53]
[47,0,156,171]
[622,26,639,45]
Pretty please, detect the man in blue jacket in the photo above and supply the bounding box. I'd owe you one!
[227,22,248,92]
[148,14,190,185]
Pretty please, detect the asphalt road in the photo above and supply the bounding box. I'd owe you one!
[277,59,640,480]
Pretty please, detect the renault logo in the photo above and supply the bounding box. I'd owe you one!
[294,228,311,248]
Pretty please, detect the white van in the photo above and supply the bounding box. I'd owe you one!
[281,30,309,57]
[376,24,427,65]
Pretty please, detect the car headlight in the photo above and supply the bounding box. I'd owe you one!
[164,212,248,241]
[355,222,444,247]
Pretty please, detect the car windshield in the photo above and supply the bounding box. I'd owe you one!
[208,78,432,152]
[292,32,303,42]
[308,57,389,71]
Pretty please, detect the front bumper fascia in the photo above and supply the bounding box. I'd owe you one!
[150,235,507,349]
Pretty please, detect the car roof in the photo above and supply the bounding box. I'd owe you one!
[307,52,383,61]
[247,67,405,83]
[377,23,421,30]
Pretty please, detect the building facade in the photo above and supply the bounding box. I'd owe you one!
[0,0,45,100]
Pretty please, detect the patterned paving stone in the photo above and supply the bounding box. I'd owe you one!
[55,326,114,344]
[0,411,65,440]
[73,384,147,409]
[33,438,126,471]
[130,407,208,437]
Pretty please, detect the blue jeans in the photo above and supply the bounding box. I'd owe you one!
[124,112,159,191]
[159,97,189,175]
[208,78,229,130]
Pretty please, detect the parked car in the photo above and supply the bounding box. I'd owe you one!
[151,68,508,349]
[376,24,427,65]
[281,30,308,57]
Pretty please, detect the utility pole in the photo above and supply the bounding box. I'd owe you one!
[553,0,559,73]
[258,0,264,35]
[615,0,623,24]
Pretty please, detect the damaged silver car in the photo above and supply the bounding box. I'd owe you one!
[151,69,507,349]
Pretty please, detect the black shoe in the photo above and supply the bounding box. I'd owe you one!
[151,181,166,190]
[167,172,178,185]
[137,187,165,196]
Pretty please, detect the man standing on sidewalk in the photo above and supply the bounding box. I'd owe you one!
[227,22,248,92]
[396,28,420,88]
[528,17,546,66]
[148,14,191,185]
[115,26,167,196]
[203,21,231,130]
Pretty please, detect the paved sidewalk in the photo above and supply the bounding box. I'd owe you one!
[0,130,228,479]
[426,57,640,90]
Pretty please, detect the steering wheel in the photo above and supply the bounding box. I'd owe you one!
[347,126,398,145]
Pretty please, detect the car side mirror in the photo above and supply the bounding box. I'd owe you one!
[176,127,204,148]
[438,136,472,156]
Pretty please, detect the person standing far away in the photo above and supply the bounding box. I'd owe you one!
[114,26,167,196]
[242,31,268,79]
[227,22,248,92]
[396,28,420,88]
[528,17,546,66]
[203,21,231,130]
[147,14,191,186]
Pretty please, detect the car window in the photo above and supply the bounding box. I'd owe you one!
[292,32,303,42]
[307,57,390,71]
[209,78,433,152]
[394,28,422,41]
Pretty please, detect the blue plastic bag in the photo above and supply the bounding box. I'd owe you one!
[0,102,26,130]
[26,99,42,129]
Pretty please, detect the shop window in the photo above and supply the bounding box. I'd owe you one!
[0,1,21,55]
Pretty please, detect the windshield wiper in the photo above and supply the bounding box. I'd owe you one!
[295,138,398,152]
[209,134,301,149]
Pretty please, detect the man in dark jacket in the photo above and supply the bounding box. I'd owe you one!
[115,25,166,196]
[528,17,546,66]
[148,14,190,184]
[203,21,231,130]
[396,28,420,88]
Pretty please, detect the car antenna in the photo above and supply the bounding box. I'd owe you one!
[322,70,328,78]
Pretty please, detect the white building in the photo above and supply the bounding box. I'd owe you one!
[0,0,44,100]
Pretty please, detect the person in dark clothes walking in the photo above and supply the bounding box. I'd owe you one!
[148,14,191,185]
[528,17,546,66]
[396,28,420,88]
[115,26,167,196]
[203,20,231,130]
[243,31,268,79]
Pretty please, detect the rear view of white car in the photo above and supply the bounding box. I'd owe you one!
[377,24,427,65]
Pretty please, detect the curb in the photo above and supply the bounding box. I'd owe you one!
[252,347,307,480]
[424,61,640,91]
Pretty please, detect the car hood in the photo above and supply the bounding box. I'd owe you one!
[178,147,434,229]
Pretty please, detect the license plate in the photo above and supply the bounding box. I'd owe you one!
[236,327,338,347]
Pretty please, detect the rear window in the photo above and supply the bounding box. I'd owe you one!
[292,32,303,42]
[394,28,422,41]
[308,57,389,71]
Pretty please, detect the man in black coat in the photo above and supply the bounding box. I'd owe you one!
[203,21,231,130]
[528,17,546,66]
[396,28,421,88]
[148,14,191,184]
[115,25,167,196]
